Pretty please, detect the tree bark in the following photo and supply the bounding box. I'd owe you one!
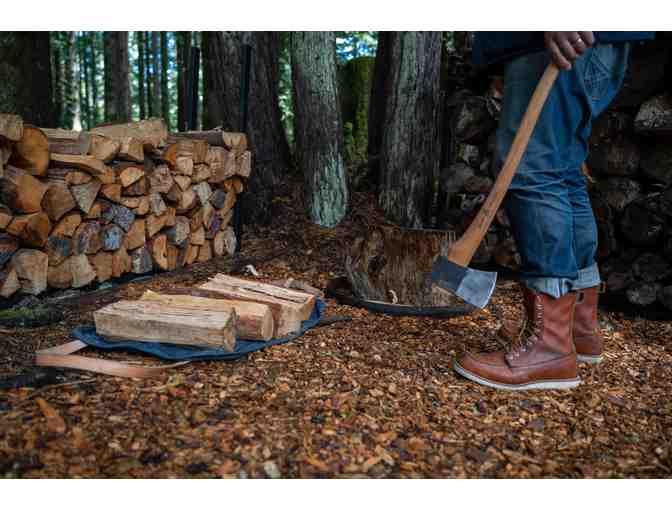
[377,31,442,228]
[90,32,100,126]
[79,33,91,129]
[177,32,192,131]
[51,32,64,128]
[64,31,77,129]
[137,31,146,120]
[103,31,130,123]
[0,32,55,127]
[291,31,348,227]
[202,31,290,225]
[145,32,153,118]
[160,32,170,130]
[368,31,393,190]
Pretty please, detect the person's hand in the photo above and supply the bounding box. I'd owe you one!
[544,31,595,70]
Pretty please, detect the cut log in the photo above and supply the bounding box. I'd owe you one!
[197,240,212,262]
[9,125,49,176]
[118,137,144,163]
[41,180,77,221]
[125,219,146,250]
[220,210,234,231]
[42,128,91,156]
[178,130,247,154]
[0,233,19,268]
[112,205,135,232]
[145,213,168,239]
[12,212,51,248]
[165,207,176,227]
[634,93,672,137]
[221,226,237,255]
[222,132,248,155]
[190,226,206,246]
[122,176,148,196]
[206,146,235,183]
[130,245,152,274]
[185,243,199,265]
[0,113,23,142]
[148,164,174,194]
[89,251,113,282]
[193,181,213,206]
[192,164,212,183]
[134,196,150,216]
[111,246,131,278]
[166,216,190,247]
[188,207,204,232]
[70,254,97,288]
[73,221,102,255]
[345,225,462,307]
[177,187,197,213]
[173,174,192,192]
[45,235,72,267]
[66,170,93,186]
[149,192,167,216]
[89,134,120,163]
[200,275,316,336]
[93,299,237,350]
[120,197,140,209]
[85,201,102,220]
[100,183,122,203]
[206,215,221,240]
[212,230,226,256]
[52,212,82,237]
[90,118,168,149]
[164,183,182,203]
[47,259,72,289]
[114,162,145,187]
[175,156,194,176]
[621,200,664,248]
[9,249,48,295]
[0,268,20,297]
[626,282,661,306]
[236,151,252,178]
[142,289,274,341]
[71,179,102,214]
[100,224,125,251]
[163,139,209,167]
[165,244,179,271]
[97,199,117,224]
[0,166,48,213]
[0,205,12,230]
[224,177,244,194]
[202,202,215,229]
[150,234,168,270]
[209,189,228,209]
[50,154,115,183]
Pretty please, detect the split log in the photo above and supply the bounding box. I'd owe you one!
[193,182,213,206]
[111,247,131,278]
[221,226,237,255]
[212,230,226,256]
[173,174,192,191]
[89,251,113,282]
[9,125,50,176]
[90,118,168,149]
[42,128,91,156]
[190,226,206,246]
[0,166,48,213]
[42,180,76,221]
[202,202,215,229]
[0,233,19,268]
[98,200,117,224]
[114,162,145,187]
[52,212,82,237]
[50,153,115,183]
[93,299,237,350]
[65,170,92,186]
[112,205,135,232]
[597,177,642,212]
[224,177,244,194]
[166,216,190,247]
[188,207,204,232]
[236,151,252,178]
[100,183,122,203]
[148,164,174,194]
[134,196,150,216]
[101,224,125,251]
[70,254,97,288]
[89,134,120,162]
[9,249,48,295]
[206,147,235,183]
[632,252,672,282]
[142,289,274,341]
[163,139,208,167]
[164,184,182,203]
[120,197,140,209]
[0,268,20,297]
[0,113,23,142]
[634,93,672,137]
[122,176,148,196]
[125,219,146,250]
[130,245,152,274]
[220,210,234,231]
[12,212,51,248]
[210,189,228,209]
[85,201,103,220]
[200,274,316,336]
[165,207,176,227]
[177,188,197,213]
[206,215,221,240]
[345,225,462,307]
[118,137,144,163]
[175,156,193,176]
[165,244,180,271]
[71,179,102,214]
[47,259,72,289]
[192,164,212,183]
[177,130,247,154]
[146,213,168,239]
[197,240,212,262]
[45,236,71,267]
[185,244,199,265]
[149,192,167,216]
[150,234,168,270]
[73,221,102,255]
[0,205,12,230]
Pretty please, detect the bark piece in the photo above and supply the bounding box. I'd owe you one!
[52,212,82,237]
[89,251,113,282]
[71,179,102,214]
[51,154,115,183]
[125,219,146,250]
[9,125,50,176]
[70,254,97,288]
[9,249,48,295]
[0,166,48,213]
[89,134,120,162]
[45,235,72,267]
[0,268,20,297]
[130,245,152,274]
[90,118,168,149]
[94,299,237,350]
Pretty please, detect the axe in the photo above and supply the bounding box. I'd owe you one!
[432,63,560,309]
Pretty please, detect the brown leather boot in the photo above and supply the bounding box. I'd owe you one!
[454,289,580,390]
[498,284,604,364]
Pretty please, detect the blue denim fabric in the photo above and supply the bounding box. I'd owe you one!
[494,44,630,298]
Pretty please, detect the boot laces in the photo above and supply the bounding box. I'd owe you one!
[505,301,543,359]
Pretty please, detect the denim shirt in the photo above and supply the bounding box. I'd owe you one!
[472,31,655,69]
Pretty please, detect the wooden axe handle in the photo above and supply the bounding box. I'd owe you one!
[448,63,560,267]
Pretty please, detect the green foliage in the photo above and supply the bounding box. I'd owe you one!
[335,31,377,62]
[278,32,294,147]
[338,56,374,164]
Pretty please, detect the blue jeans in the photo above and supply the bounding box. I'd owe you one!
[494,44,630,298]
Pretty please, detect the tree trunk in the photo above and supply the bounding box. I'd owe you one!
[145,32,153,118]
[177,32,192,131]
[291,31,348,227]
[137,31,146,120]
[90,32,100,126]
[368,31,393,191]
[79,33,91,129]
[150,32,161,120]
[64,31,77,129]
[160,32,170,130]
[51,32,64,128]
[202,31,291,225]
[377,31,442,228]
[0,32,55,127]
[103,31,130,123]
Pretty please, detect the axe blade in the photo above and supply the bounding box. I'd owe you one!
[431,255,497,309]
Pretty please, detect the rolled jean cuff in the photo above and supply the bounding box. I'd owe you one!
[520,263,601,298]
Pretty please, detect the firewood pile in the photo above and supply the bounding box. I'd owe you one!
[0,115,250,298]
[438,38,672,310]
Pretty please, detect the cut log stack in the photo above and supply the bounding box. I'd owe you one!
[93,275,317,351]
[0,115,251,297]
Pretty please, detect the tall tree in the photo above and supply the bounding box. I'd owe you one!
[80,33,91,129]
[291,31,348,227]
[202,31,291,225]
[160,32,170,129]
[51,32,64,127]
[0,32,55,126]
[89,32,100,126]
[64,31,77,129]
[137,31,146,120]
[145,31,153,117]
[176,31,192,131]
[103,31,130,123]
[376,31,442,228]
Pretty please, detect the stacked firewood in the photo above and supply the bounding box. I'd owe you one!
[438,38,672,310]
[0,115,250,298]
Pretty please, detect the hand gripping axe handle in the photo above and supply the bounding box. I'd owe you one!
[432,63,560,309]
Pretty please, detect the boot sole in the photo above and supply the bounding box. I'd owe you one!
[577,354,603,365]
[453,361,582,391]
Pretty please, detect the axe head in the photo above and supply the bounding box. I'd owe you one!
[431,255,497,309]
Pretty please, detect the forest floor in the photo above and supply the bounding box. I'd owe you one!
[0,185,671,478]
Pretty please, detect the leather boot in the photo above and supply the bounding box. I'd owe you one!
[454,289,580,390]
[498,284,604,364]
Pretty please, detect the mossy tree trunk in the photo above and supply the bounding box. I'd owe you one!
[0,32,55,127]
[202,31,290,225]
[103,31,130,123]
[375,31,442,228]
[338,56,374,164]
[291,31,349,228]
